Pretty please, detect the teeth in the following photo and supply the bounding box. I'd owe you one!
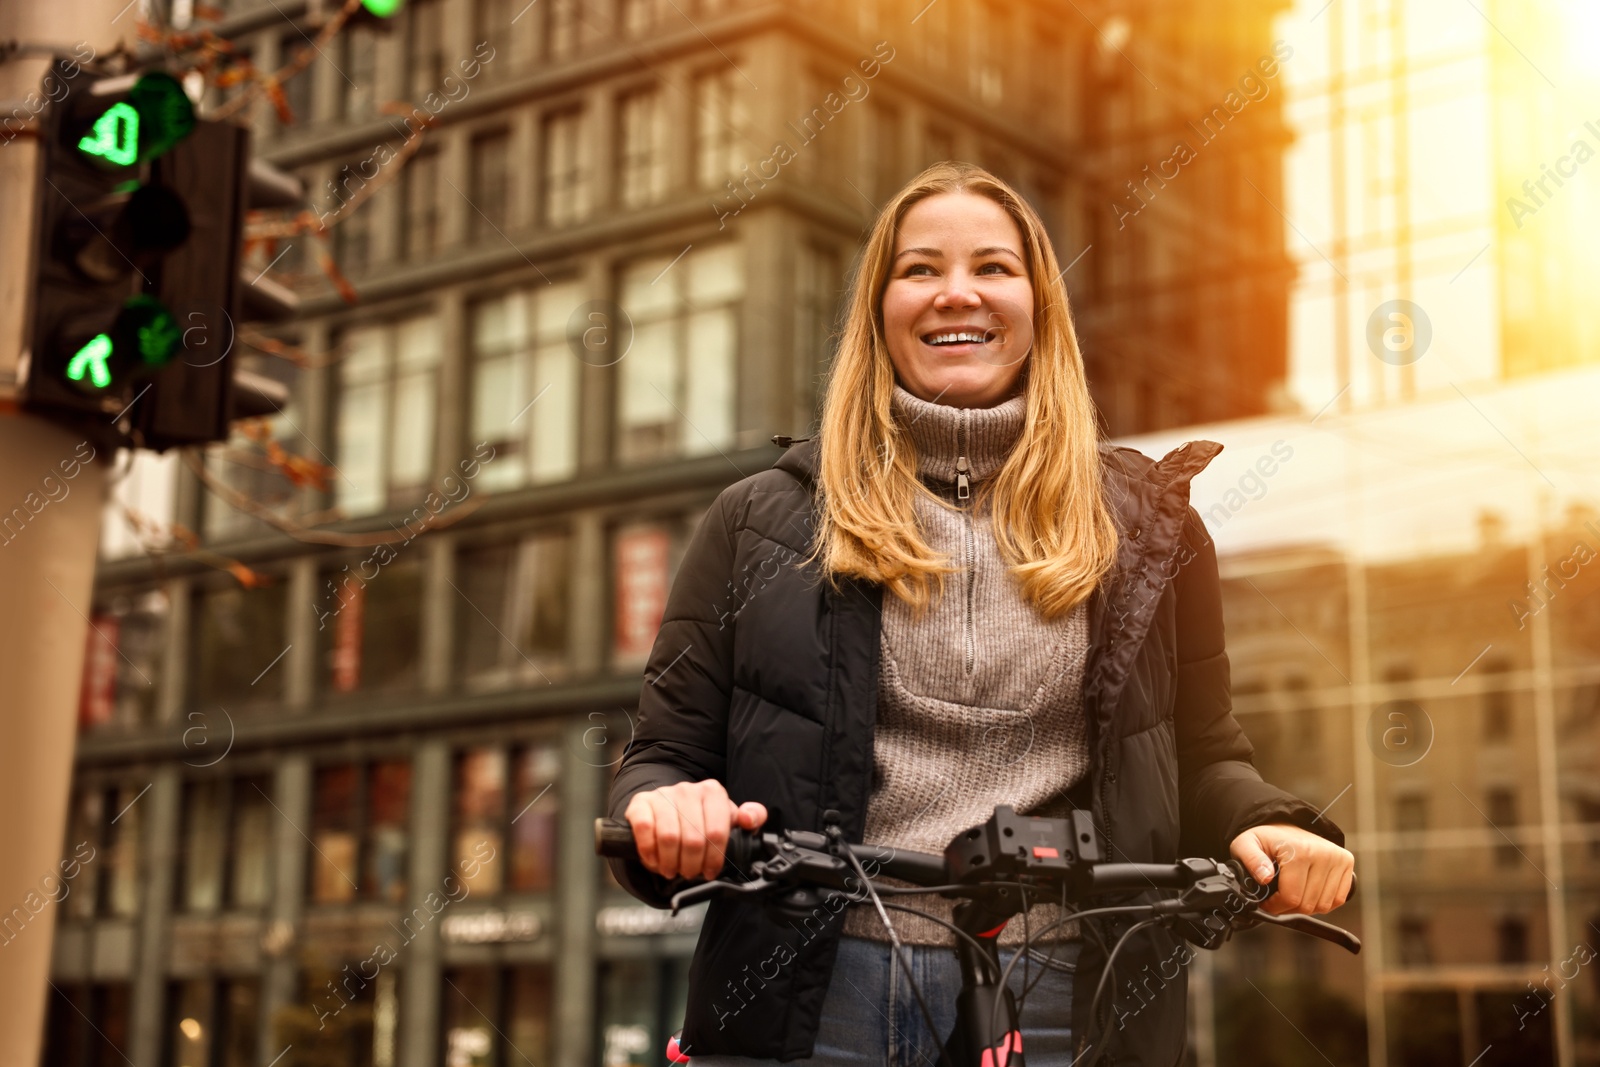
[925,331,988,345]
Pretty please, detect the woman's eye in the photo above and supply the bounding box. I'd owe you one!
[904,264,934,276]
[978,262,1009,274]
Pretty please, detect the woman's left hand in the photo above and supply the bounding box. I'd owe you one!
[1228,823,1355,916]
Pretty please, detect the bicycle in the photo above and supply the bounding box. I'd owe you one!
[596,804,1359,1067]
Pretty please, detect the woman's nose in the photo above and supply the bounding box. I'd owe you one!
[932,278,981,310]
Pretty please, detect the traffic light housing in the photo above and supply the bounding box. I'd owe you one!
[22,58,303,451]
[20,61,198,438]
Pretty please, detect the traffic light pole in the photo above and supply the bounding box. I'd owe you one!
[0,2,130,1064]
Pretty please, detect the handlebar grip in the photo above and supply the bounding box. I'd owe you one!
[595,817,637,859]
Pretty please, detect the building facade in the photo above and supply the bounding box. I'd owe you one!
[37,1,1297,1064]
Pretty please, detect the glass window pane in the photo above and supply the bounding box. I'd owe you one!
[365,760,412,903]
[191,581,289,708]
[510,746,560,892]
[64,790,102,921]
[106,785,141,917]
[343,327,387,381]
[687,243,743,304]
[442,968,497,1067]
[535,280,583,340]
[390,372,435,489]
[619,320,678,429]
[685,308,736,454]
[518,534,571,660]
[181,780,226,913]
[507,966,553,1065]
[453,748,506,895]
[620,258,678,318]
[337,382,386,516]
[529,342,577,483]
[311,765,359,904]
[455,543,517,687]
[230,777,273,910]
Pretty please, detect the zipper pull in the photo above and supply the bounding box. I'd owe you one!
[956,411,971,501]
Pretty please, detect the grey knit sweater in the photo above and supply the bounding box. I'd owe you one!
[842,384,1091,946]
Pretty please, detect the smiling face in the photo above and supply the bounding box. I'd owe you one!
[880,191,1036,408]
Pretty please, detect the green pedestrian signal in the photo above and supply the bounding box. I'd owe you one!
[78,102,140,165]
[71,72,195,169]
[66,335,114,389]
[361,0,406,14]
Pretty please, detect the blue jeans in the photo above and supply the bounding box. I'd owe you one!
[692,934,1079,1067]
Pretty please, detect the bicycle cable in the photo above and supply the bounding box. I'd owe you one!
[842,843,947,1057]
[1078,917,1165,1067]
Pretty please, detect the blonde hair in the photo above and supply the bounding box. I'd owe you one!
[803,161,1119,621]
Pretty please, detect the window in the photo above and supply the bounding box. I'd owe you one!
[277,32,314,128]
[970,2,1006,105]
[1397,915,1432,966]
[597,959,692,1067]
[1482,655,1513,740]
[1395,794,1427,834]
[616,243,744,463]
[451,743,562,895]
[1487,788,1519,867]
[917,0,951,71]
[334,194,374,277]
[866,100,901,204]
[316,555,423,697]
[1496,916,1529,964]
[343,25,378,119]
[455,532,572,688]
[336,314,443,517]
[178,775,274,913]
[79,589,166,732]
[693,68,749,190]
[619,0,666,37]
[542,108,590,225]
[469,282,582,488]
[309,759,413,905]
[201,361,304,544]
[794,243,840,430]
[618,88,668,209]
[40,984,132,1065]
[408,0,445,97]
[470,130,512,239]
[924,123,955,167]
[474,0,515,76]
[59,784,142,921]
[545,0,580,60]
[403,150,441,259]
[190,578,290,708]
[442,966,553,1067]
[166,978,260,1067]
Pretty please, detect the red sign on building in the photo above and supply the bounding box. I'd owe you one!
[613,525,670,661]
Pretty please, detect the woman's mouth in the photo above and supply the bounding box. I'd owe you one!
[920,327,1002,353]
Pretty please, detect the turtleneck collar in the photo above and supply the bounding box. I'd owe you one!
[890,382,1027,487]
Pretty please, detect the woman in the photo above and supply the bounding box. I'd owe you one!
[607,162,1354,1066]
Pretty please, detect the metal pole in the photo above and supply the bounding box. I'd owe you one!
[0,1,135,1062]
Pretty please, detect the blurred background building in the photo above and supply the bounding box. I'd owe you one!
[34,0,1600,1065]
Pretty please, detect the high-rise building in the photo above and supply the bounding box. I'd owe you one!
[42,2,1299,1064]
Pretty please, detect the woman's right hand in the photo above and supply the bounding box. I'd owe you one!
[623,779,768,881]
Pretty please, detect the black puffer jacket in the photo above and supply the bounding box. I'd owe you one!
[607,435,1344,1065]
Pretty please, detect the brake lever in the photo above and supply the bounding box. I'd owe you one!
[1242,910,1362,955]
[668,875,775,915]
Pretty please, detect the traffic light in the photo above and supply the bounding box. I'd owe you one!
[21,57,305,451]
[20,60,199,439]
[128,120,303,450]
[349,0,407,29]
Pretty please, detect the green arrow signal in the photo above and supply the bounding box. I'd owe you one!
[67,334,115,389]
